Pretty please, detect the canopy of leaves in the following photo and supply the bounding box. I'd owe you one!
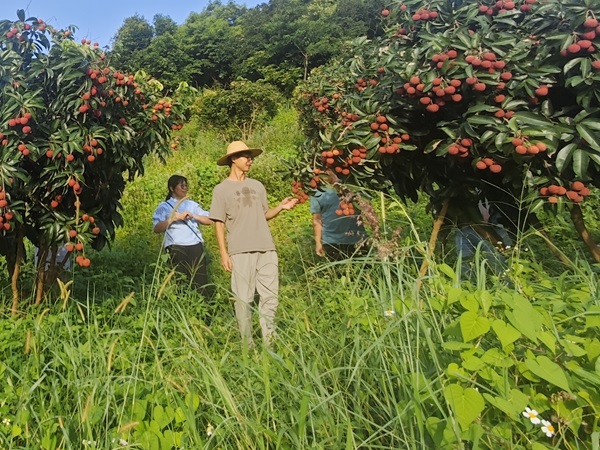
[192,80,283,140]
[291,0,600,231]
[0,10,193,271]
[110,0,386,92]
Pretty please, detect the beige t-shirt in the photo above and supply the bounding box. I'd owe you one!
[209,178,276,255]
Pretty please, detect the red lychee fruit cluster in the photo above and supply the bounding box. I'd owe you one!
[475,157,503,173]
[539,182,591,204]
[512,137,547,155]
[411,8,439,21]
[478,0,536,16]
[336,199,356,216]
[448,138,473,157]
[562,17,599,56]
[0,187,14,232]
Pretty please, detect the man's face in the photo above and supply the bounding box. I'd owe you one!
[232,152,254,172]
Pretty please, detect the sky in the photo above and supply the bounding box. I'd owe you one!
[0,0,265,48]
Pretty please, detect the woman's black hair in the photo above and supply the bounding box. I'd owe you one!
[165,175,188,201]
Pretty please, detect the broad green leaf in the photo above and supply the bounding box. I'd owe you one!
[460,293,479,312]
[462,354,486,371]
[576,124,600,151]
[483,389,528,418]
[532,443,552,450]
[555,143,577,173]
[560,339,586,357]
[585,337,600,362]
[442,341,474,351]
[580,119,600,131]
[467,115,499,126]
[447,286,462,305]
[514,112,553,128]
[524,355,571,392]
[437,263,456,279]
[425,417,458,448]
[565,360,600,388]
[447,362,469,379]
[479,290,493,316]
[481,348,514,368]
[460,311,490,342]
[444,384,485,431]
[572,149,590,179]
[563,57,583,74]
[538,330,557,354]
[492,319,521,349]
[504,296,543,343]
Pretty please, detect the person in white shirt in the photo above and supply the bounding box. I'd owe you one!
[153,175,213,297]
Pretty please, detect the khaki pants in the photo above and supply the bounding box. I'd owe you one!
[230,251,279,346]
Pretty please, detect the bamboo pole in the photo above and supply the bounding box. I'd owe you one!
[11,227,24,316]
[417,198,449,292]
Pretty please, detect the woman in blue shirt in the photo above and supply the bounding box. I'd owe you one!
[153,175,213,297]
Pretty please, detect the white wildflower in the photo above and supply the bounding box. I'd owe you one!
[522,407,541,425]
[541,419,555,438]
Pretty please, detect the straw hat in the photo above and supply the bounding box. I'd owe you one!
[217,141,263,166]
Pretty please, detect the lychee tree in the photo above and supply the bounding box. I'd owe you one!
[292,0,600,262]
[0,10,192,310]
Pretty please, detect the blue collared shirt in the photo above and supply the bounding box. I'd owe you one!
[152,197,209,248]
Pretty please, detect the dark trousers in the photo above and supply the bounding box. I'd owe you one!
[167,242,209,297]
[323,243,365,261]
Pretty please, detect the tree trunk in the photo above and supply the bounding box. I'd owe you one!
[570,204,600,263]
[11,227,24,316]
[417,198,450,291]
[35,245,48,305]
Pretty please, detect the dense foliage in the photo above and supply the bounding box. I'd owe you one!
[292,0,600,260]
[192,80,283,140]
[0,10,192,307]
[110,0,387,93]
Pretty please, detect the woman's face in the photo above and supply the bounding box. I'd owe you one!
[170,181,188,199]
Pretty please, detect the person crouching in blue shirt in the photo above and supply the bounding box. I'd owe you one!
[153,175,213,297]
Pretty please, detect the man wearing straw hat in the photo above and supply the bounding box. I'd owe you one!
[210,141,297,348]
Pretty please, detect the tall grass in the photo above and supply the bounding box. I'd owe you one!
[1,108,599,449]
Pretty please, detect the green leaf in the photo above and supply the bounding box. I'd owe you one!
[462,354,486,371]
[572,149,590,179]
[447,286,462,305]
[460,311,490,342]
[483,389,528,418]
[504,295,543,343]
[555,143,577,173]
[467,115,499,126]
[460,293,479,313]
[481,348,514,368]
[524,355,571,392]
[514,112,553,129]
[425,417,458,448]
[538,330,557,354]
[560,339,587,357]
[491,319,521,349]
[585,306,600,329]
[576,124,600,151]
[444,384,485,431]
[563,57,583,74]
[580,119,600,132]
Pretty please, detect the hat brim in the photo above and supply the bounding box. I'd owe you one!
[217,148,263,166]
